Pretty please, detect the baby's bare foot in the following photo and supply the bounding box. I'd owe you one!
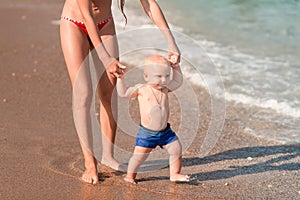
[81,167,99,184]
[124,176,137,184]
[170,174,190,182]
[101,158,126,171]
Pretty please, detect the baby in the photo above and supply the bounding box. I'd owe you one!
[116,55,189,184]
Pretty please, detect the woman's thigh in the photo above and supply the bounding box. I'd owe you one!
[100,20,119,59]
[95,21,119,101]
[60,20,90,86]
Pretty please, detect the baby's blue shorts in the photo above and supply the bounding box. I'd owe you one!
[136,123,178,148]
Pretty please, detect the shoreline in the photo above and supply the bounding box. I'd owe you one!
[0,1,299,199]
[114,1,300,145]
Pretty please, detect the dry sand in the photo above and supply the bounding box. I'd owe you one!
[0,1,299,199]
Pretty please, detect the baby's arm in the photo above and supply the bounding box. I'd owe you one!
[116,77,142,99]
[167,63,183,92]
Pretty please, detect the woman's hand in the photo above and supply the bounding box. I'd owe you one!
[167,52,180,65]
[167,43,181,65]
[94,44,126,78]
[106,59,126,78]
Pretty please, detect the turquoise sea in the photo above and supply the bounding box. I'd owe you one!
[113,0,300,144]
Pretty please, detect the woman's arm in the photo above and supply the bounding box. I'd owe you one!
[139,0,181,64]
[76,0,124,77]
[76,0,110,60]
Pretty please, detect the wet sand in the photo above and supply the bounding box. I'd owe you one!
[0,1,299,199]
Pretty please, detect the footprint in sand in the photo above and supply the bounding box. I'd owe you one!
[44,144,123,182]
[46,147,85,179]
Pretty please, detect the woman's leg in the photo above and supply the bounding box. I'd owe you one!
[60,20,99,184]
[97,67,120,170]
[94,22,123,170]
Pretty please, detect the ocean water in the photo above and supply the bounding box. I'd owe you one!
[157,0,300,116]
[113,1,300,144]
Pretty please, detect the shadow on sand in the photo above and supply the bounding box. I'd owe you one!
[137,145,300,184]
[183,145,300,182]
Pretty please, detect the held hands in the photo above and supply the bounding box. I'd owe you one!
[167,42,181,65]
[169,55,181,70]
[106,59,126,78]
[95,45,126,78]
[117,64,127,79]
[167,53,180,65]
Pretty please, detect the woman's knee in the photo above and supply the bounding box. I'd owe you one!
[98,85,116,107]
[73,85,94,109]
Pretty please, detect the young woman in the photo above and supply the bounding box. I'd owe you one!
[60,0,180,184]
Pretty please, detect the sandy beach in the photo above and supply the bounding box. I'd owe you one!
[0,1,299,199]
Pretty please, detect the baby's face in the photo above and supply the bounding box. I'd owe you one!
[145,64,171,89]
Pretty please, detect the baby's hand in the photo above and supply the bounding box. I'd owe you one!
[170,55,176,63]
[118,65,127,70]
[171,62,180,69]
[117,65,127,79]
[167,45,181,64]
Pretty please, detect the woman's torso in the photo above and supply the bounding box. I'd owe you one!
[61,0,113,23]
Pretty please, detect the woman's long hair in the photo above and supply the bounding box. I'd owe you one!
[120,0,127,25]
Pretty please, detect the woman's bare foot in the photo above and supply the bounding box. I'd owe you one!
[124,176,137,184]
[81,165,99,184]
[170,174,190,182]
[101,158,126,171]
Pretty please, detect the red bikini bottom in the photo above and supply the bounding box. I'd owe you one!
[61,15,112,35]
